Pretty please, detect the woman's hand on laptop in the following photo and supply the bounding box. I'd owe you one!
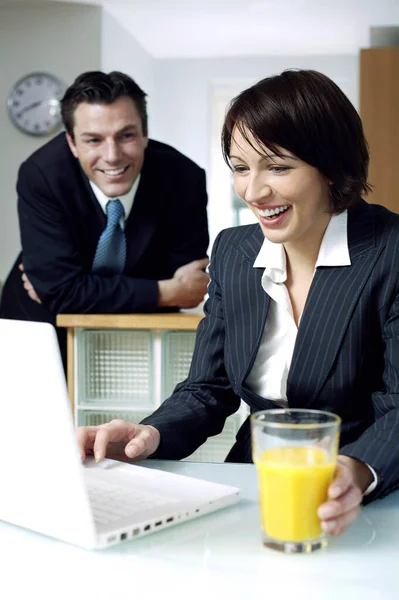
[76,420,161,463]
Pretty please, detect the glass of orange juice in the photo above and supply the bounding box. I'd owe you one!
[251,408,341,554]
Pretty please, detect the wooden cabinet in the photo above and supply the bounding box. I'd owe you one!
[360,47,399,212]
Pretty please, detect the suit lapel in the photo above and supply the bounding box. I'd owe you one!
[240,264,270,385]
[232,227,271,385]
[287,201,381,406]
[79,168,109,251]
[80,164,108,225]
[123,150,162,269]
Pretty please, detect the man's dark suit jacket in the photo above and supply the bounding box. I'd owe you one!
[0,133,209,360]
[142,200,399,503]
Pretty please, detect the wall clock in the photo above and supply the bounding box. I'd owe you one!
[7,72,66,136]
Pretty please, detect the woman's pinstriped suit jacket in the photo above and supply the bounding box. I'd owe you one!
[143,199,399,503]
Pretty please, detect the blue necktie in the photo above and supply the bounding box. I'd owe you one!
[92,199,126,275]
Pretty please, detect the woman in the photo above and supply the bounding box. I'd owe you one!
[77,70,399,536]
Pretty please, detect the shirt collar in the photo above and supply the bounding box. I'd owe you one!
[89,174,141,219]
[253,210,351,283]
[253,232,287,283]
[315,210,350,268]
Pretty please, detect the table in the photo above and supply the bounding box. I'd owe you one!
[0,461,397,600]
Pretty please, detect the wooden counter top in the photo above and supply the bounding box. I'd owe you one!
[56,312,204,330]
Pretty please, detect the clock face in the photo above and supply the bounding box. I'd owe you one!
[7,72,66,136]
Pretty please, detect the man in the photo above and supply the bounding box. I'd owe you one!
[0,71,209,363]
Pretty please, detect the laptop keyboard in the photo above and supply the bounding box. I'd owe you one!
[87,478,170,525]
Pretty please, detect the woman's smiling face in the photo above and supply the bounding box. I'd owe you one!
[230,126,332,250]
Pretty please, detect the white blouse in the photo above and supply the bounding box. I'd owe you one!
[246,210,350,402]
[246,210,377,493]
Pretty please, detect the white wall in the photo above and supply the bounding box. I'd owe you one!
[0,2,101,281]
[101,10,156,127]
[151,54,359,172]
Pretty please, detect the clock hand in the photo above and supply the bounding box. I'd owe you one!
[18,100,43,115]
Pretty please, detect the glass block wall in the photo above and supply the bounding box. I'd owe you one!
[75,328,247,462]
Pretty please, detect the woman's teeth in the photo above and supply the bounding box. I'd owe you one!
[259,205,289,218]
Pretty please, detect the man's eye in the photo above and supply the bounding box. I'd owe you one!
[87,138,100,144]
[121,133,135,140]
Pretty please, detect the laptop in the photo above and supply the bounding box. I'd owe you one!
[0,318,240,549]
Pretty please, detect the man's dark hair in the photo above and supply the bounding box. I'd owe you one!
[221,69,371,213]
[61,71,148,139]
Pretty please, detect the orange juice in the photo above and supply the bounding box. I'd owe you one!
[255,446,336,542]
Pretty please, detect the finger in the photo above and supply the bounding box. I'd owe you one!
[92,428,113,463]
[193,272,210,287]
[125,427,157,460]
[18,263,24,272]
[321,504,361,536]
[125,435,149,459]
[28,290,41,304]
[76,426,100,460]
[318,484,363,521]
[192,257,210,270]
[328,463,353,499]
[92,420,130,462]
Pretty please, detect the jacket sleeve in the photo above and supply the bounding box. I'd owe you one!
[141,232,241,459]
[17,159,161,314]
[340,277,399,503]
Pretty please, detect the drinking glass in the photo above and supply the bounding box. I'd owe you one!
[251,408,341,553]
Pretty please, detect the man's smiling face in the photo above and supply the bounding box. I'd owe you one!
[66,96,148,198]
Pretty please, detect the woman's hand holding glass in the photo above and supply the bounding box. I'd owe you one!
[318,454,373,536]
[76,419,161,463]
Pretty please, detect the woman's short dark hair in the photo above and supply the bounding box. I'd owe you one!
[61,71,148,139]
[221,69,371,212]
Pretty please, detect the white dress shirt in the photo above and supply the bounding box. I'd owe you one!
[89,175,141,228]
[247,210,350,402]
[246,210,377,494]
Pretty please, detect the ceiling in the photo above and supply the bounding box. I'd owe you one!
[4,0,399,58]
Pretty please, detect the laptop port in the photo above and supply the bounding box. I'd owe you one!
[132,528,140,536]
[120,532,128,541]
[107,535,117,543]
[144,524,151,531]
[166,517,174,523]
[155,521,162,527]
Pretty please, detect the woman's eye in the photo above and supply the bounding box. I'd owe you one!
[232,165,247,173]
[270,165,289,173]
